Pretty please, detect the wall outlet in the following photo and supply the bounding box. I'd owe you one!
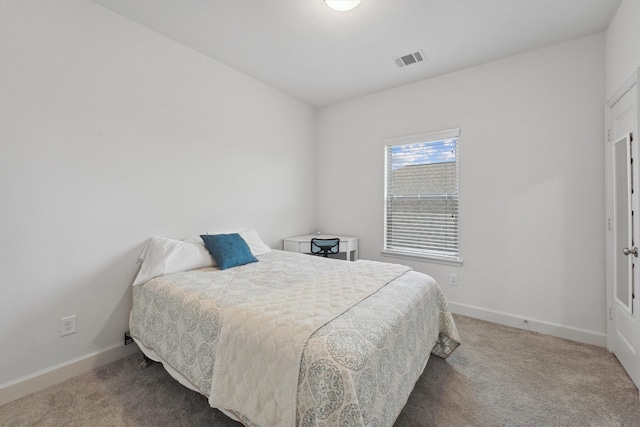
[449,273,458,286]
[61,315,76,337]
[124,331,134,345]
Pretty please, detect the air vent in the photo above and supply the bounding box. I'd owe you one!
[393,49,425,68]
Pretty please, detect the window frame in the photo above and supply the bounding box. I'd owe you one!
[381,128,463,265]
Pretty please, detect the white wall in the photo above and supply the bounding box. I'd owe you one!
[317,34,606,344]
[606,0,640,100]
[0,0,316,390]
[0,0,620,404]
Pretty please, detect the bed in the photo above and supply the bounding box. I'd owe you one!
[129,230,460,427]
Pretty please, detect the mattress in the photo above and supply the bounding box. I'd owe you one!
[130,249,459,426]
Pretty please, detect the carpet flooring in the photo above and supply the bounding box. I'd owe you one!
[1,314,639,426]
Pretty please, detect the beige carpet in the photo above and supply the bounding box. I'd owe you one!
[2,315,639,426]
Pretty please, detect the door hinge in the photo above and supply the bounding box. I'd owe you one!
[607,129,611,142]
[609,306,613,320]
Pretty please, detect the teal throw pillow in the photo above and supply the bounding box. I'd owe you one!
[200,233,258,270]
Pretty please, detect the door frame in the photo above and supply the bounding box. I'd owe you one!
[605,69,640,393]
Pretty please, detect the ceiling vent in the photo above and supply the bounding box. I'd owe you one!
[393,49,425,68]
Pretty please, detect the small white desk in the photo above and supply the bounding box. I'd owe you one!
[283,234,359,261]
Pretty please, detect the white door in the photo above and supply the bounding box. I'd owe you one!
[607,81,640,391]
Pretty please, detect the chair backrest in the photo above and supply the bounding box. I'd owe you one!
[310,238,340,257]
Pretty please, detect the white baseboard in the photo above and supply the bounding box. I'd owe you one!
[449,301,607,347]
[0,343,140,407]
[0,305,606,407]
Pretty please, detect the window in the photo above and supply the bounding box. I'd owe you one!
[383,129,460,263]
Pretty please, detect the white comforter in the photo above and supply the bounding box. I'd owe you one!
[130,250,460,426]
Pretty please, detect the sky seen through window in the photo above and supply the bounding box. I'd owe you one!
[390,138,457,170]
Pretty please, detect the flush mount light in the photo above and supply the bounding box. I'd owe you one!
[325,0,361,12]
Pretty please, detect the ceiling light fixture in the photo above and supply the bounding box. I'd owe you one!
[325,0,361,12]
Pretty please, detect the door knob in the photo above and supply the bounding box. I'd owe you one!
[623,247,638,257]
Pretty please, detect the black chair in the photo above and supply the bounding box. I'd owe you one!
[310,237,340,258]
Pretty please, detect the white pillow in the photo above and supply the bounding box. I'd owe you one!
[132,237,213,286]
[132,229,271,286]
[232,228,272,256]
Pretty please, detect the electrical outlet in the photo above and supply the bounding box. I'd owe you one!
[449,273,458,286]
[124,331,134,345]
[61,315,76,337]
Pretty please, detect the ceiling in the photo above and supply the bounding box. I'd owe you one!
[91,0,622,108]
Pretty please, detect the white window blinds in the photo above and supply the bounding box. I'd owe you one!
[384,129,460,260]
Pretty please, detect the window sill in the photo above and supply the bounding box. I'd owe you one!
[380,249,463,266]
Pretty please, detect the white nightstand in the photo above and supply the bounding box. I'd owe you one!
[283,234,359,261]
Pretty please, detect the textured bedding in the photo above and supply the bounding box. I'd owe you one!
[130,250,459,427]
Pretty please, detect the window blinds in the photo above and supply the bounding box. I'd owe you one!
[384,130,459,259]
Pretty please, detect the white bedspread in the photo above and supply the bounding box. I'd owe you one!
[208,256,410,427]
[130,250,460,426]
